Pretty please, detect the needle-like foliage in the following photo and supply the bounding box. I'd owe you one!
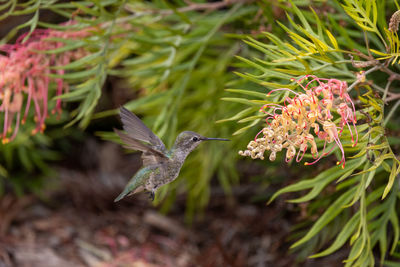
[221,0,400,265]
[1,0,400,264]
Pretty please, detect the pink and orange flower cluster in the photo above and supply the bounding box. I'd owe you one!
[239,75,358,168]
[0,24,90,143]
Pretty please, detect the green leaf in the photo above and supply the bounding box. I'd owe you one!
[49,67,99,80]
[290,187,357,248]
[353,153,393,176]
[233,119,260,135]
[389,210,400,254]
[41,41,87,54]
[310,212,360,258]
[220,97,260,106]
[325,29,339,50]
[382,161,400,199]
[51,51,102,70]
[162,0,191,24]
[216,107,257,123]
[71,2,100,16]
[225,89,268,99]
[21,9,39,43]
[268,158,364,204]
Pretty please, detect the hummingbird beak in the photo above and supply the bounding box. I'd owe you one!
[201,137,230,141]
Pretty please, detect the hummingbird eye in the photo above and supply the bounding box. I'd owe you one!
[192,136,199,142]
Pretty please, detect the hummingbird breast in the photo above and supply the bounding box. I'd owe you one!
[145,160,183,191]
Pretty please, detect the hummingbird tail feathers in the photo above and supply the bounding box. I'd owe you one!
[114,184,145,202]
[113,165,157,203]
[114,191,127,202]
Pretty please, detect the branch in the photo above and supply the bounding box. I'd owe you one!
[350,50,400,81]
[370,84,400,104]
[347,65,380,92]
[385,93,400,102]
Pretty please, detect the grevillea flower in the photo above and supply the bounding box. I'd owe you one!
[0,22,91,143]
[239,75,358,168]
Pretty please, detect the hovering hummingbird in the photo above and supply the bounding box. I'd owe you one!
[114,107,229,202]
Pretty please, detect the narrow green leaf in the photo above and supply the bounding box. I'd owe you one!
[379,224,388,266]
[310,212,360,258]
[220,97,260,106]
[233,119,260,135]
[367,143,390,150]
[325,29,339,50]
[382,161,400,199]
[269,158,363,204]
[41,41,86,54]
[12,0,40,15]
[238,114,265,123]
[353,154,393,176]
[225,89,268,99]
[290,187,356,248]
[216,107,257,123]
[49,67,98,80]
[162,0,191,24]
[71,2,100,16]
[51,51,102,70]
[56,79,95,100]
[21,9,39,43]
[389,210,400,254]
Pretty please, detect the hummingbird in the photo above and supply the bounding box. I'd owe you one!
[114,107,229,202]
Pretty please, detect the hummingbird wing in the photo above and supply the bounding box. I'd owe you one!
[114,129,169,166]
[119,107,166,152]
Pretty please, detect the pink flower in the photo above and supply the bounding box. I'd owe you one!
[0,22,91,143]
[239,75,358,168]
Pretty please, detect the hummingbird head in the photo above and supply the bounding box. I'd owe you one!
[173,131,229,155]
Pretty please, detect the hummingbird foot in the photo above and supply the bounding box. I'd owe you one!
[147,190,155,201]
